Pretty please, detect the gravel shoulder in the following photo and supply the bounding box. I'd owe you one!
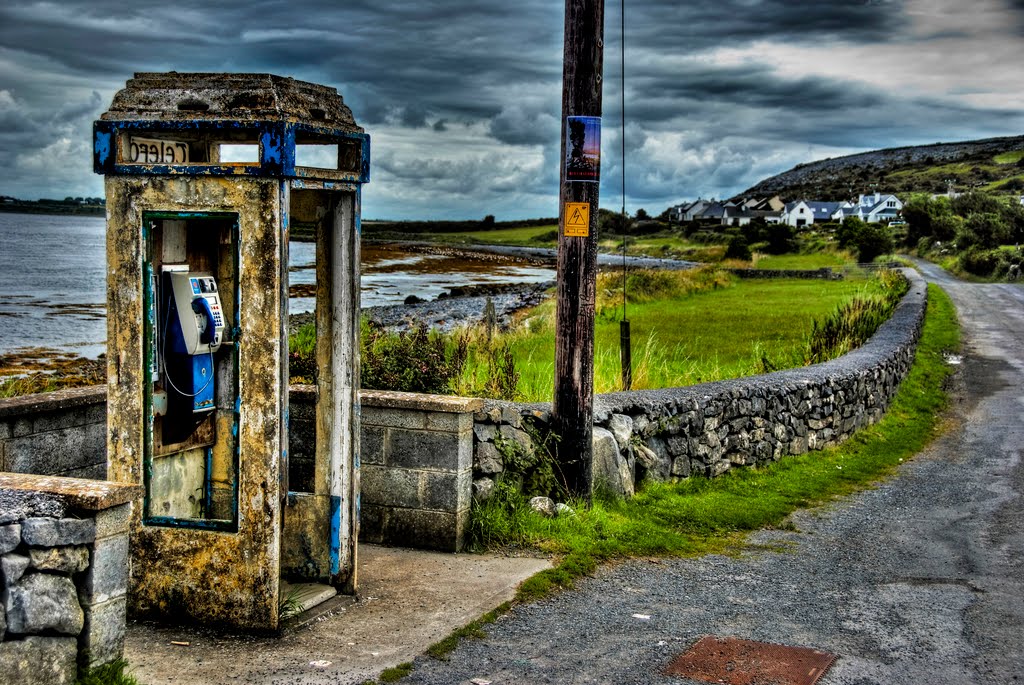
[398,262,1024,685]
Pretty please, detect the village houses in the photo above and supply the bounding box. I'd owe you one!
[668,191,903,227]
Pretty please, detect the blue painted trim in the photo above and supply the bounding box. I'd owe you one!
[329,494,343,576]
[203,446,214,516]
[93,119,369,182]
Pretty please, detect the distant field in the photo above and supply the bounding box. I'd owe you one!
[994,151,1024,164]
[434,224,557,246]
[477,273,881,401]
[753,252,852,270]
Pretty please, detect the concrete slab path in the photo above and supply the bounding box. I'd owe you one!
[124,545,550,684]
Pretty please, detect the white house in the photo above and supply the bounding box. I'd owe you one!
[857,192,903,222]
[782,200,814,226]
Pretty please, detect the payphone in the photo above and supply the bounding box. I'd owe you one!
[158,269,225,420]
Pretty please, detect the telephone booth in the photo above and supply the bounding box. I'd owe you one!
[94,72,369,630]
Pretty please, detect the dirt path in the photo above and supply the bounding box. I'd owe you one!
[397,261,1024,684]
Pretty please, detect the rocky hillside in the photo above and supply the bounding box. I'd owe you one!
[740,135,1024,200]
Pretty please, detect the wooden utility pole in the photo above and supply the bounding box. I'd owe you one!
[553,0,604,496]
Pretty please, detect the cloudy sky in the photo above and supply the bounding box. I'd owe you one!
[1,0,1023,220]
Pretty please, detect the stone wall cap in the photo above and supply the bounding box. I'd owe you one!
[360,390,484,413]
[0,385,106,419]
[0,473,142,512]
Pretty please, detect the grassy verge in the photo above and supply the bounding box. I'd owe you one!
[405,283,957,666]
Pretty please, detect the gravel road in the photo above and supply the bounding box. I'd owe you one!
[399,260,1024,685]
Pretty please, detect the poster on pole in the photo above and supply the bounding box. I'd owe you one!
[564,116,601,182]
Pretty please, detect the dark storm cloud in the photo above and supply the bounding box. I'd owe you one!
[1,0,1023,217]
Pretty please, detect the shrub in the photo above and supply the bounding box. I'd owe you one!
[853,222,894,263]
[763,222,795,254]
[724,234,752,261]
[361,321,467,394]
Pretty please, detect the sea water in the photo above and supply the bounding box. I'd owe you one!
[0,212,553,359]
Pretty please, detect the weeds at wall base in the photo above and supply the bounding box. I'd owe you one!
[76,659,141,685]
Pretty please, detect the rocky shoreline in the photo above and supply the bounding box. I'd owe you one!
[290,280,554,334]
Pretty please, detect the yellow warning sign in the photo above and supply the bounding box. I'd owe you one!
[564,202,590,237]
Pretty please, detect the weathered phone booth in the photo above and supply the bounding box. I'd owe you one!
[94,72,369,630]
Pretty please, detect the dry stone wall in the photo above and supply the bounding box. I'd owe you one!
[0,474,141,685]
[472,269,927,498]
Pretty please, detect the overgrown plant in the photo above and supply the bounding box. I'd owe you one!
[361,321,468,395]
[805,269,909,363]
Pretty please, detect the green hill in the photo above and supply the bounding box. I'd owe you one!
[741,135,1024,200]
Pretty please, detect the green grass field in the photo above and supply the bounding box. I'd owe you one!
[752,251,852,270]
[458,270,884,401]
[420,224,557,246]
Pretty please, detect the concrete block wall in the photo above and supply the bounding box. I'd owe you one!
[358,391,481,552]
[0,474,141,684]
[0,387,107,480]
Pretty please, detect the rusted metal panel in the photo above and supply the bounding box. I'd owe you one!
[664,636,837,685]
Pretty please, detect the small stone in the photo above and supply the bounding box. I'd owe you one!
[607,414,634,450]
[528,497,555,517]
[1,554,31,588]
[0,636,77,685]
[475,442,504,475]
[21,518,95,547]
[634,444,658,469]
[554,503,576,518]
[473,478,495,502]
[0,524,20,555]
[29,546,89,574]
[5,573,84,635]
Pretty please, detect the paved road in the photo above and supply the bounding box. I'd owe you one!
[402,262,1024,685]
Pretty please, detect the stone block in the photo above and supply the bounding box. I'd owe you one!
[0,636,77,685]
[5,573,84,635]
[422,469,471,513]
[382,507,466,553]
[497,425,534,457]
[13,418,32,438]
[607,414,634,450]
[500,406,524,429]
[592,427,634,498]
[356,504,387,544]
[0,420,11,440]
[29,546,89,574]
[388,429,465,471]
[361,406,426,431]
[360,425,386,465]
[80,595,127,667]
[473,422,496,443]
[2,554,31,588]
[360,466,420,509]
[475,442,504,475]
[0,524,20,555]
[79,533,128,606]
[424,410,469,433]
[671,456,691,478]
[5,424,106,476]
[21,518,95,547]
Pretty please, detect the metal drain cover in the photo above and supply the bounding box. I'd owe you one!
[664,636,837,685]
